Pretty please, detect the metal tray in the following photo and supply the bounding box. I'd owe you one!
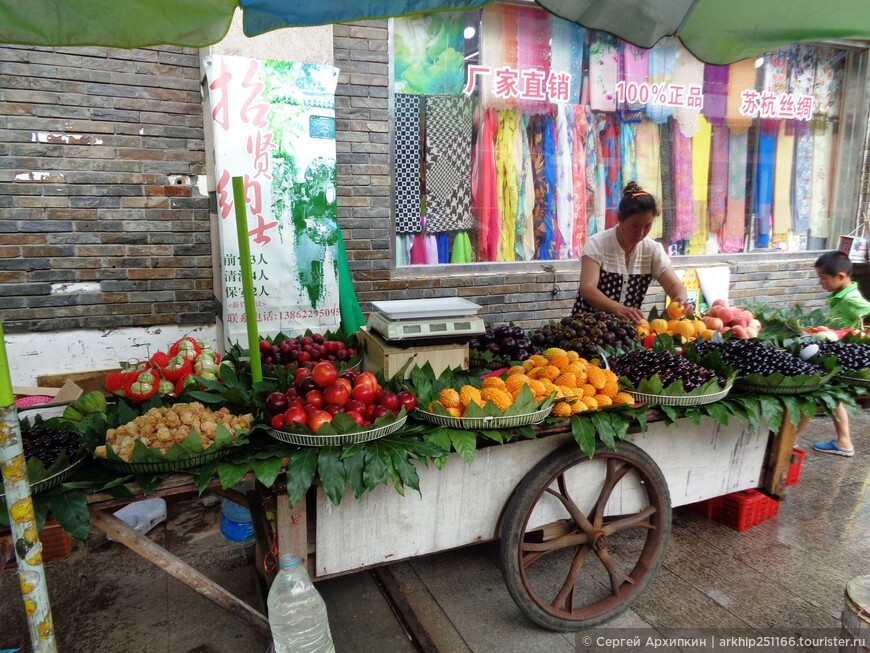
[627,384,732,406]
[268,415,407,447]
[0,454,86,498]
[415,406,552,430]
[96,446,233,474]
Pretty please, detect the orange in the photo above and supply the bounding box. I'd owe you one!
[666,301,683,320]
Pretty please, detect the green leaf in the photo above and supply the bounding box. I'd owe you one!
[779,395,803,428]
[343,449,367,499]
[424,429,452,454]
[317,448,347,505]
[589,412,616,450]
[685,406,702,425]
[571,416,596,459]
[191,465,215,494]
[758,395,783,434]
[185,390,225,404]
[218,461,249,489]
[478,429,504,444]
[386,448,420,494]
[633,408,648,432]
[48,491,90,541]
[363,448,389,491]
[703,402,730,426]
[659,404,679,423]
[447,429,476,463]
[286,449,319,505]
[214,423,234,449]
[331,411,360,433]
[251,458,282,488]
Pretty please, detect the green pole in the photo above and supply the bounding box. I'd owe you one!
[0,321,58,652]
[232,176,262,383]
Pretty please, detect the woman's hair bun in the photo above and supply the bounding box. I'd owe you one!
[623,181,643,195]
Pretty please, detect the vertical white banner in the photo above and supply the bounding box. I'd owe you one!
[204,55,341,349]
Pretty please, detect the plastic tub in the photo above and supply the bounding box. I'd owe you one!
[220,499,255,545]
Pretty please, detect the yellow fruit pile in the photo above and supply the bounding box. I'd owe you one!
[428,348,633,418]
[636,316,715,342]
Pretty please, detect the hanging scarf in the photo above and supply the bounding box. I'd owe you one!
[708,124,730,234]
[658,120,676,246]
[601,114,621,230]
[474,106,500,260]
[436,233,450,263]
[672,125,696,243]
[589,32,618,113]
[763,50,789,94]
[396,233,412,266]
[722,131,748,253]
[424,233,439,263]
[425,95,474,233]
[619,121,637,187]
[571,106,588,256]
[646,37,677,124]
[516,114,536,260]
[726,59,756,134]
[496,108,519,261]
[593,111,606,235]
[703,64,729,126]
[480,4,517,108]
[585,108,600,237]
[550,15,584,105]
[517,7,550,114]
[620,42,649,122]
[790,45,816,235]
[754,120,777,248]
[555,105,575,259]
[687,115,712,254]
[528,114,557,259]
[810,119,834,239]
[410,233,427,264]
[393,94,422,234]
[635,119,663,239]
[773,120,795,243]
[451,231,473,263]
[674,42,705,138]
[815,46,844,117]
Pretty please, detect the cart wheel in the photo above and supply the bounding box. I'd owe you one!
[500,440,671,631]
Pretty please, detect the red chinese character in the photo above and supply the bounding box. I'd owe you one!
[795,94,814,121]
[667,84,686,107]
[738,89,761,117]
[778,93,796,119]
[243,175,263,217]
[686,85,704,109]
[216,169,233,220]
[248,214,279,246]
[759,91,778,118]
[494,67,520,99]
[520,68,547,101]
[240,60,269,127]
[463,65,492,95]
[545,71,572,103]
[246,130,274,179]
[208,59,232,132]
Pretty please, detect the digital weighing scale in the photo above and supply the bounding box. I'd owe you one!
[367,298,486,342]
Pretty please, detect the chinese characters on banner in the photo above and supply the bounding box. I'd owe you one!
[738,90,814,120]
[204,55,341,348]
[464,65,573,103]
[614,81,704,109]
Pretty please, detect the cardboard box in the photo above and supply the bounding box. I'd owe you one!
[13,379,84,408]
[358,327,468,380]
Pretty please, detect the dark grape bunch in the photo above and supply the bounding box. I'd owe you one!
[815,342,870,372]
[22,423,81,466]
[693,339,818,377]
[530,312,637,361]
[469,325,534,362]
[609,350,725,392]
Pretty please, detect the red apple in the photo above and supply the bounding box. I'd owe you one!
[305,389,324,409]
[265,392,289,416]
[300,336,314,346]
[352,384,374,404]
[371,405,390,420]
[324,404,342,416]
[312,333,325,344]
[307,410,332,432]
[339,369,358,382]
[378,391,400,412]
[355,372,379,391]
[296,377,317,396]
[312,361,339,388]
[270,413,286,429]
[259,340,272,353]
[345,410,366,426]
[297,351,311,363]
[284,407,308,425]
[287,399,305,411]
[324,382,350,406]
[345,399,366,414]
[397,390,417,413]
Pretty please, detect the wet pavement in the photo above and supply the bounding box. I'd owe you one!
[1,410,868,652]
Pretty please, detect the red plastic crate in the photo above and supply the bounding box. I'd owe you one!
[786,448,807,486]
[718,490,766,532]
[687,496,722,520]
[755,495,781,523]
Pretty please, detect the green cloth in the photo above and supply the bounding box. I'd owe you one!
[336,227,366,336]
[828,282,870,329]
[451,231,473,263]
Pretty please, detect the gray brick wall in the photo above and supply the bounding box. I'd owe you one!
[333,24,831,329]
[0,45,216,332]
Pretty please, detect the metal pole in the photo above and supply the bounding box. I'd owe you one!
[232,176,263,383]
[0,321,58,652]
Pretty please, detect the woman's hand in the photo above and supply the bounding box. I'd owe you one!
[612,304,646,323]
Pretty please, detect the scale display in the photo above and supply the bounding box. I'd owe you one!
[367,310,485,342]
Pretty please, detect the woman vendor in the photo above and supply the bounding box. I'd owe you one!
[573,182,690,323]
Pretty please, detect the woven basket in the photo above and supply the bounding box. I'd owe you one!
[627,384,732,407]
[415,406,552,430]
[96,446,233,474]
[835,374,870,388]
[268,414,407,447]
[734,380,825,395]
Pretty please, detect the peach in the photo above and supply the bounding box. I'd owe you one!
[731,325,748,339]
[745,326,759,339]
[703,316,724,331]
[712,299,729,309]
[749,319,761,331]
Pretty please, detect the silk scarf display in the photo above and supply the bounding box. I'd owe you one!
[707,124,730,233]
[702,64,729,126]
[517,7,550,114]
[393,14,465,95]
[620,42,648,122]
[555,105,575,259]
[687,115,712,254]
[726,59,757,134]
[722,131,748,253]
[619,121,637,188]
[589,33,618,113]
[790,45,816,234]
[479,3,517,108]
[528,114,557,259]
[602,114,622,229]
[646,38,676,124]
[635,120,663,239]
[394,94,422,234]
[496,108,519,261]
[425,95,474,233]
[773,120,795,243]
[517,114,536,260]
[754,120,777,248]
[672,125,696,243]
[571,107,588,255]
[673,42,705,138]
[658,120,676,245]
[550,16,584,105]
[585,108,600,237]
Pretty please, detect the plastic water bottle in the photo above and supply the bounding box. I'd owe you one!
[267,554,335,653]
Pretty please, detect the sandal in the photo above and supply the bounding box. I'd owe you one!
[813,440,854,457]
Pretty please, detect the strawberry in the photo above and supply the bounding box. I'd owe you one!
[162,355,193,382]
[149,351,171,369]
[125,370,159,402]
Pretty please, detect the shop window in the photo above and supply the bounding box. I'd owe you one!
[389,4,870,267]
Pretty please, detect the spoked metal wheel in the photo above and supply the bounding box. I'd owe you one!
[500,441,671,631]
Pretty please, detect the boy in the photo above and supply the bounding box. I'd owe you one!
[805,251,870,456]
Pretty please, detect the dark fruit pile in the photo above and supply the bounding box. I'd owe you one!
[610,350,725,392]
[693,339,818,377]
[469,325,534,362]
[22,423,81,466]
[816,342,870,372]
[259,333,358,377]
[531,312,637,361]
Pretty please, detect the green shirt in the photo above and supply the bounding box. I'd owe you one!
[828,282,870,329]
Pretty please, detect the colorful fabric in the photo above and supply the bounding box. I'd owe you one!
[473,105,500,259]
[495,108,519,261]
[620,42,649,122]
[480,3,517,108]
[516,114,536,260]
[810,120,834,239]
[571,107,588,256]
[793,124,814,234]
[708,124,730,233]
[517,7,550,114]
[393,14,465,95]
[425,96,474,233]
[791,45,817,97]
[673,42,706,138]
[773,120,795,243]
[754,120,777,248]
[763,50,790,94]
[672,125,696,243]
[550,15,584,105]
[619,121,637,189]
[451,231,473,263]
[687,115,712,254]
[555,105,575,259]
[828,282,870,329]
[646,38,677,124]
[593,111,606,236]
[658,120,676,245]
[410,233,426,263]
[814,46,843,117]
[424,233,439,263]
[635,119,663,240]
[394,94,422,234]
[589,33,618,113]
[437,233,450,263]
[528,114,557,259]
[722,130,748,253]
[585,108,600,237]
[726,59,757,134]
[601,114,622,230]
[396,233,412,266]
[702,64,729,126]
